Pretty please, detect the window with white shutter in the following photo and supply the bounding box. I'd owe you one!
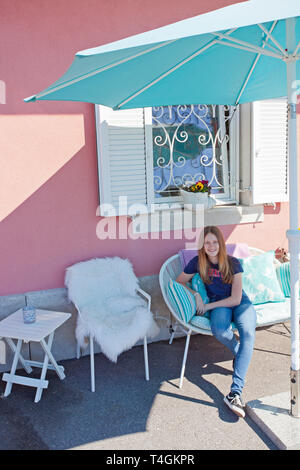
[95,103,239,217]
[251,98,288,204]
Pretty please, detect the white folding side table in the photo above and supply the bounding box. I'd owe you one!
[0,309,71,402]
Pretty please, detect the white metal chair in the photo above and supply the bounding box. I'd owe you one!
[65,257,156,392]
[159,247,283,388]
[159,254,211,389]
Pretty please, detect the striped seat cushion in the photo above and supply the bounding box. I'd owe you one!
[275,261,300,298]
[190,314,237,332]
[276,262,290,296]
[167,279,196,323]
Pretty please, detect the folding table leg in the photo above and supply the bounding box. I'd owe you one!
[5,338,33,374]
[34,334,53,403]
[4,339,22,397]
[40,334,65,380]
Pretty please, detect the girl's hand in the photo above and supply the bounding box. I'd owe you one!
[194,293,205,316]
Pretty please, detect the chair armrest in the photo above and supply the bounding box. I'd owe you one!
[136,287,151,310]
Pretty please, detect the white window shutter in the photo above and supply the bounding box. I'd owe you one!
[251,98,288,204]
[95,105,150,216]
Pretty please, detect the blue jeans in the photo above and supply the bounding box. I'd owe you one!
[209,296,257,396]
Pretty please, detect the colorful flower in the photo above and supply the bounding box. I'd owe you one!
[181,179,212,195]
[195,182,204,191]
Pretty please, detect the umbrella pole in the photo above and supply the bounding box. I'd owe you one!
[286,17,300,418]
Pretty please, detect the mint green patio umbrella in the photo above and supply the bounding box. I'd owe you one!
[25,0,300,416]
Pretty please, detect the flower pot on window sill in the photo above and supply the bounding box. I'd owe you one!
[180,188,217,211]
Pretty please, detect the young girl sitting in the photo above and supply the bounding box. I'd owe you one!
[176,225,256,418]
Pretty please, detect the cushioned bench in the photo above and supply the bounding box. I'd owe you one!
[159,247,291,388]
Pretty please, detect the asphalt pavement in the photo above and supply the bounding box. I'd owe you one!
[0,321,292,450]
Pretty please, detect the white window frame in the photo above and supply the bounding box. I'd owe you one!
[145,105,239,207]
[95,104,240,217]
[95,97,288,223]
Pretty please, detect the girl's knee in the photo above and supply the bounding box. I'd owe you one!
[211,324,232,341]
[210,308,232,339]
[240,328,256,346]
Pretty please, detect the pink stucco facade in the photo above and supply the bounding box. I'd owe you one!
[0,0,299,296]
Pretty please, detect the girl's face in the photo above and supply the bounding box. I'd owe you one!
[204,232,219,260]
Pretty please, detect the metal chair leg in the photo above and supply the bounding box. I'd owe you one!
[169,323,178,345]
[179,330,191,389]
[76,341,81,359]
[143,336,149,381]
[90,333,95,392]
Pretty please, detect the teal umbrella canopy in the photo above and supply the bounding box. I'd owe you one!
[25,0,300,109]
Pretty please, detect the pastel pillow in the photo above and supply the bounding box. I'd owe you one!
[240,251,285,305]
[276,262,291,296]
[178,243,250,270]
[226,243,250,259]
[167,280,196,323]
[178,249,197,270]
[191,274,210,304]
[276,262,300,298]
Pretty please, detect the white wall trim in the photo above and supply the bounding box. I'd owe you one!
[131,204,264,234]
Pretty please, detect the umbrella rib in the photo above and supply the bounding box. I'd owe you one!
[212,31,284,60]
[260,41,284,55]
[214,39,282,58]
[235,56,261,105]
[32,39,178,100]
[115,29,237,109]
[235,21,277,105]
[257,23,288,57]
[293,41,300,57]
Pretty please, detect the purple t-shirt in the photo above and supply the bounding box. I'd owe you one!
[184,255,244,301]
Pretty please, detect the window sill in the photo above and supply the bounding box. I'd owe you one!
[203,204,264,226]
[130,204,264,234]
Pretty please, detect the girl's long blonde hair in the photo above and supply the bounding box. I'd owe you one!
[198,226,234,284]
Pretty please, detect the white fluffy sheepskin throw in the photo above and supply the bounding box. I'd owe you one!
[65,257,159,362]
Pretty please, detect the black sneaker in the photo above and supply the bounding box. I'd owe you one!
[224,393,245,418]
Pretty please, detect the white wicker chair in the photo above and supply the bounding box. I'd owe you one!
[159,247,283,388]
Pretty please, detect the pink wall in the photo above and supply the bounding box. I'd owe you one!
[0,0,297,295]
